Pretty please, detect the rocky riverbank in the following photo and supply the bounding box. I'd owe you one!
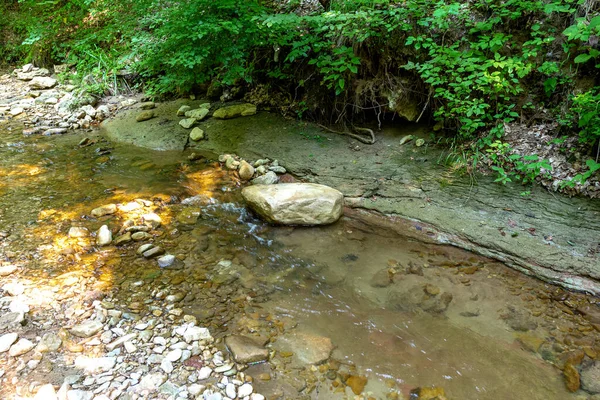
[101,99,600,296]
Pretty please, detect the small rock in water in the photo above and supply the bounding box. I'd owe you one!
[238,161,255,181]
[43,128,68,135]
[70,320,103,338]
[225,157,239,170]
[90,204,117,217]
[114,232,132,245]
[225,383,236,399]
[137,243,155,255]
[143,246,165,259]
[563,362,580,392]
[581,361,600,394]
[68,227,89,238]
[410,386,448,400]
[131,231,152,241]
[212,103,256,119]
[136,373,167,393]
[224,335,268,364]
[136,110,155,122]
[96,225,112,246]
[0,312,25,330]
[415,138,425,147]
[197,366,212,380]
[269,166,287,174]
[157,254,176,268]
[346,375,368,395]
[142,213,162,228]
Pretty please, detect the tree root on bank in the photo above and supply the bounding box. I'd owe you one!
[317,124,376,144]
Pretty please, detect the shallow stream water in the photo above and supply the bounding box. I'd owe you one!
[0,117,598,399]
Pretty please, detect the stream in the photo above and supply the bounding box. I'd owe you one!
[0,114,599,400]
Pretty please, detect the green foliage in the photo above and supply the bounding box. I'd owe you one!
[561,159,600,188]
[570,87,600,145]
[1,0,598,188]
[485,140,552,185]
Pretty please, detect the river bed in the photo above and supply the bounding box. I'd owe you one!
[0,113,599,400]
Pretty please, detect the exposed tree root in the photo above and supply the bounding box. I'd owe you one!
[317,123,376,144]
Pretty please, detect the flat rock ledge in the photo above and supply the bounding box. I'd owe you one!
[241,183,343,226]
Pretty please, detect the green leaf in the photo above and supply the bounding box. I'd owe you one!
[574,54,593,63]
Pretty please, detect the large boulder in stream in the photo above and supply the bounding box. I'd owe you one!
[241,183,343,225]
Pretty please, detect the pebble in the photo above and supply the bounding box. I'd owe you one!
[161,359,174,374]
[238,383,253,397]
[68,227,89,238]
[136,373,167,392]
[9,338,35,356]
[3,282,24,296]
[136,111,155,122]
[96,225,112,246]
[177,105,191,116]
[183,326,211,343]
[90,204,117,217]
[190,127,205,141]
[179,118,196,129]
[131,231,152,241]
[166,348,183,362]
[74,356,116,374]
[0,264,17,276]
[66,390,93,400]
[34,383,58,400]
[198,367,212,380]
[37,333,62,353]
[157,254,176,268]
[0,332,19,353]
[71,320,104,338]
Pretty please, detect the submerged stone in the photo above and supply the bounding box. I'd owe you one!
[225,335,268,364]
[242,183,343,225]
